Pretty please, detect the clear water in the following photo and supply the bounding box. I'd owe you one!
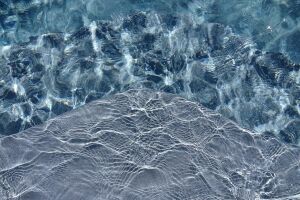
[1,1,300,199]
[0,0,299,144]
[2,90,300,199]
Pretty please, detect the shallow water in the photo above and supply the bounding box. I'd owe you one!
[1,0,300,144]
[1,1,300,199]
[1,90,300,200]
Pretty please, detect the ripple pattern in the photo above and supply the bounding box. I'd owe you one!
[0,11,299,144]
[0,90,300,199]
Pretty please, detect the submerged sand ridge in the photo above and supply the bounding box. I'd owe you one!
[0,90,300,200]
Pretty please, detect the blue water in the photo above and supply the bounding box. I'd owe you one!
[1,1,300,199]
[0,0,300,143]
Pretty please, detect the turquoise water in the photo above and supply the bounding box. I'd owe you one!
[0,0,300,142]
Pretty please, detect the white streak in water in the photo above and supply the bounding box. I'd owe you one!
[164,74,173,86]
[12,79,25,96]
[0,45,11,59]
[90,21,101,53]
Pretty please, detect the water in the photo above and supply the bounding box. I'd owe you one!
[3,0,300,62]
[1,1,300,199]
[0,0,299,144]
[1,90,300,199]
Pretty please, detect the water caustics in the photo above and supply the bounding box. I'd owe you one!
[1,0,300,143]
[1,90,300,200]
[0,0,300,199]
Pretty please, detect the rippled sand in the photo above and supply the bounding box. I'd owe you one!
[1,90,300,199]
